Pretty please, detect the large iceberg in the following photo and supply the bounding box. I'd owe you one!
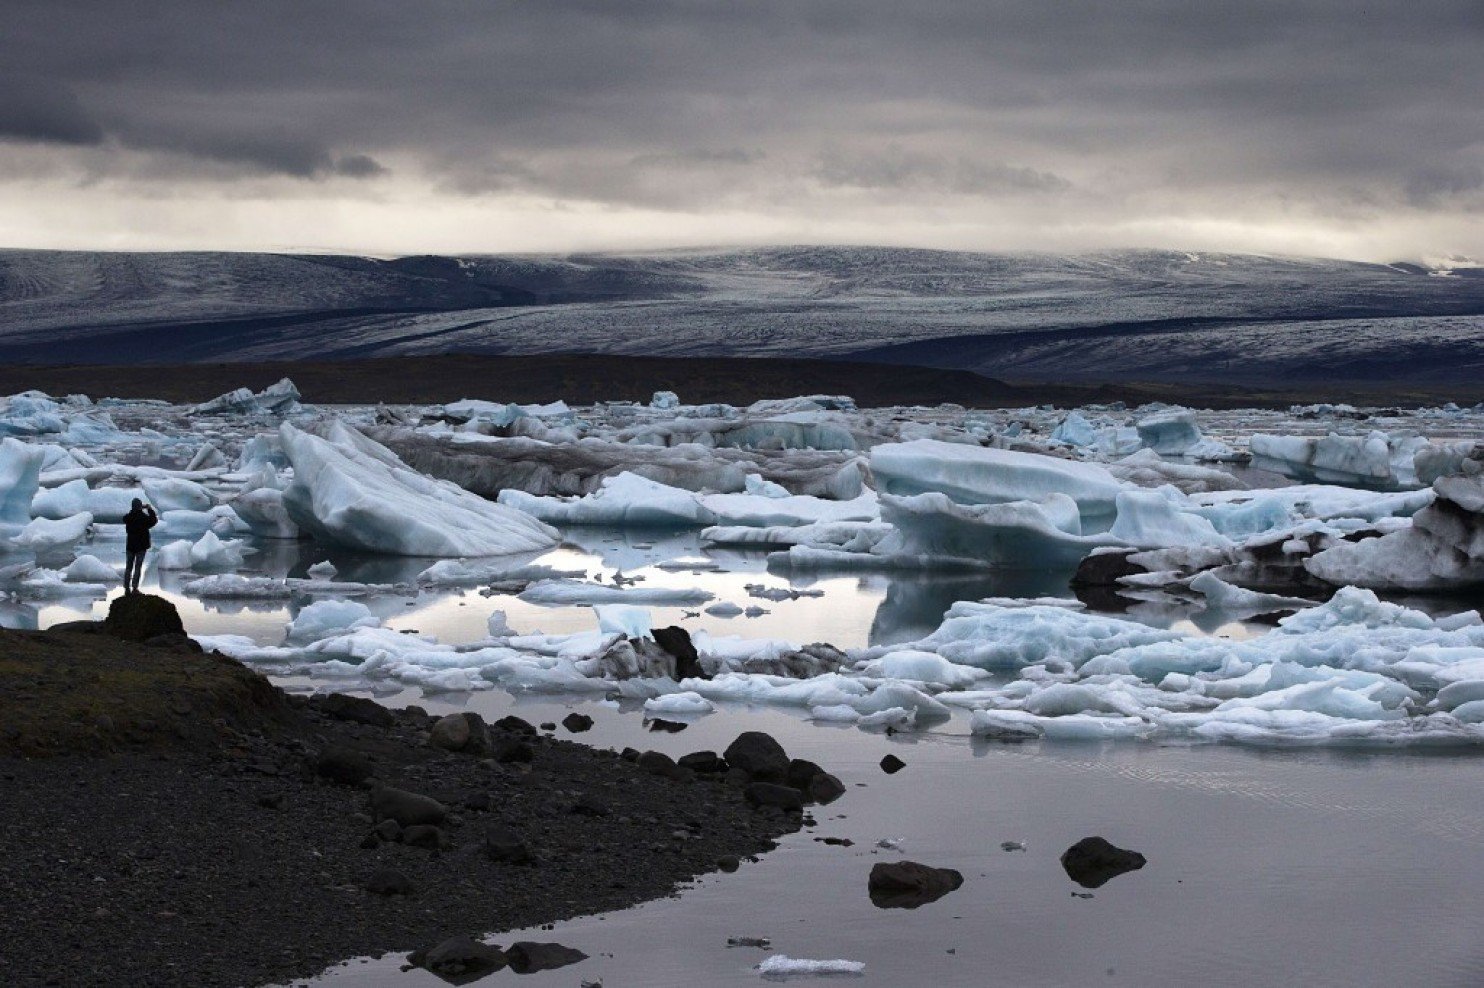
[0,438,46,532]
[1250,431,1419,489]
[870,440,1124,522]
[279,421,559,557]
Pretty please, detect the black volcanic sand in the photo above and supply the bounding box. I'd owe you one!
[0,627,804,988]
[0,353,1452,410]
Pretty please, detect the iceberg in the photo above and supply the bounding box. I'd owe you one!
[519,580,714,606]
[11,512,93,551]
[1250,431,1416,489]
[871,440,1124,523]
[0,438,46,531]
[193,377,301,416]
[286,599,381,644]
[1135,408,1203,455]
[280,421,559,557]
[500,471,719,527]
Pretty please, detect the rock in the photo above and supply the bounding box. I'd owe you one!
[646,718,688,733]
[879,754,906,774]
[429,714,472,751]
[786,758,826,790]
[493,715,536,736]
[723,731,790,781]
[1071,548,1147,587]
[505,941,588,974]
[315,693,396,728]
[716,855,740,873]
[315,745,373,785]
[143,633,203,652]
[102,593,185,643]
[365,867,414,896]
[636,750,678,776]
[808,772,846,805]
[373,819,402,843]
[561,712,594,733]
[744,782,804,812]
[369,787,448,827]
[677,750,725,774]
[619,747,641,762]
[868,861,964,909]
[401,824,450,850]
[483,825,535,864]
[1060,836,1147,889]
[652,625,708,680]
[408,934,508,983]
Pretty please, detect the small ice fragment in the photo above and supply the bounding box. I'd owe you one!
[757,955,864,977]
[727,936,772,949]
[875,837,903,850]
[1000,840,1027,852]
[306,560,337,580]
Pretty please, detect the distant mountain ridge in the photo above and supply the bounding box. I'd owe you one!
[1,246,1481,393]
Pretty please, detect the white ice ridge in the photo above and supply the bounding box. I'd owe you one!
[1250,431,1423,489]
[279,421,559,556]
[757,954,865,976]
[870,439,1124,522]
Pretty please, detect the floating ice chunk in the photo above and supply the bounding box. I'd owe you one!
[1108,490,1232,549]
[519,579,713,606]
[651,390,680,410]
[810,704,862,722]
[1189,571,1313,613]
[155,539,194,570]
[871,439,1124,522]
[1304,475,1484,590]
[859,649,986,688]
[31,479,137,522]
[501,472,718,527]
[286,600,381,644]
[701,489,878,528]
[193,378,301,416]
[871,491,1119,570]
[63,554,120,583]
[644,691,714,715]
[757,955,864,976]
[970,709,1151,741]
[1250,431,1413,489]
[854,682,952,722]
[595,604,652,639]
[141,477,214,512]
[12,512,93,551]
[857,707,916,728]
[486,609,515,637]
[0,439,48,530]
[706,602,744,617]
[1136,408,1203,455]
[1051,410,1098,447]
[280,421,559,556]
[306,560,338,580]
[744,474,790,498]
[188,530,250,570]
[15,566,108,598]
[1107,449,1246,494]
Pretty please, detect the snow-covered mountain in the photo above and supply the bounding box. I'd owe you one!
[2,246,1481,389]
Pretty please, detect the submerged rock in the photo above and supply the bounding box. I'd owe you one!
[505,941,588,974]
[408,934,507,984]
[868,860,964,908]
[1060,836,1147,888]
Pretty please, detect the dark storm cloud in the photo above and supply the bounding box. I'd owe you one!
[2,0,1482,228]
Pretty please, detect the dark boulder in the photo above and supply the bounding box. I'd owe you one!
[570,793,609,817]
[143,633,203,652]
[636,750,679,776]
[1060,836,1146,889]
[493,715,536,736]
[314,692,396,728]
[652,625,708,680]
[880,754,906,774]
[744,782,804,812]
[505,941,588,974]
[808,772,846,805]
[786,758,827,790]
[408,934,507,984]
[401,824,451,850]
[561,711,594,733]
[646,718,688,733]
[678,750,725,774]
[315,745,373,785]
[102,593,185,643]
[489,738,533,764]
[1071,549,1146,588]
[369,787,448,828]
[723,731,790,781]
[868,861,964,909]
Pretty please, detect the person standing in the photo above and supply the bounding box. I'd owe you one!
[122,498,158,594]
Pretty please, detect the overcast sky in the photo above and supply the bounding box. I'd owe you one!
[1,0,1480,261]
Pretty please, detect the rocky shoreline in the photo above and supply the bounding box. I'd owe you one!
[0,600,823,988]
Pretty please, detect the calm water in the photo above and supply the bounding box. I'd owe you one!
[11,529,1484,987]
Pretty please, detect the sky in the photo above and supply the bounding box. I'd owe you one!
[0,1,1480,262]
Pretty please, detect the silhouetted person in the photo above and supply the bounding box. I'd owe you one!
[122,498,157,594]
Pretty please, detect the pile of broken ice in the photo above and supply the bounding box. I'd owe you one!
[7,381,1484,745]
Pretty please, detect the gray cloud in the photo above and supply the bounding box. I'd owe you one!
[1,1,1482,253]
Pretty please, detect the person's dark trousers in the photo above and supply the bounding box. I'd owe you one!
[125,551,145,593]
